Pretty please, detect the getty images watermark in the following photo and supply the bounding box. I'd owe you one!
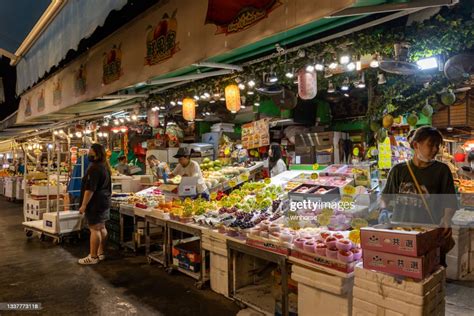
[290,200,355,211]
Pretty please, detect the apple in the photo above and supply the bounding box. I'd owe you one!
[315,243,327,256]
[320,231,331,240]
[325,236,338,249]
[351,247,362,261]
[294,238,306,249]
[326,247,338,259]
[337,250,354,263]
[304,241,316,253]
[336,239,353,251]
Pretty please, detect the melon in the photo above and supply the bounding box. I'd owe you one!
[382,114,394,129]
[422,103,433,117]
[440,90,456,106]
[370,121,381,132]
[376,128,387,143]
[407,113,419,126]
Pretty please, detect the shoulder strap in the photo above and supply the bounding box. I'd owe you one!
[406,160,436,224]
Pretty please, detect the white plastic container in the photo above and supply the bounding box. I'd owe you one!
[31,184,66,196]
[42,211,83,234]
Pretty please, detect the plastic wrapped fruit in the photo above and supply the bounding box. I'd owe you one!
[337,250,354,263]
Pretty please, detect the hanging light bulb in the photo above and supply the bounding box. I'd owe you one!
[347,62,356,71]
[315,63,324,71]
[84,129,92,134]
[114,119,120,125]
[151,107,158,112]
[59,129,65,134]
[357,73,366,88]
[344,93,350,98]
[340,55,350,65]
[210,100,216,103]
[219,97,225,101]
[370,58,380,68]
[177,100,183,105]
[329,62,338,70]
[119,118,125,123]
[170,101,176,106]
[53,130,59,135]
[247,80,255,88]
[97,132,103,137]
[68,134,73,138]
[377,73,387,85]
[200,94,207,100]
[341,77,350,91]
[120,127,128,133]
[193,95,200,101]
[125,117,131,122]
[160,106,166,110]
[131,114,138,121]
[254,102,260,106]
[285,71,294,78]
[247,91,254,95]
[103,133,108,138]
[102,121,109,127]
[238,83,246,90]
[75,131,82,138]
[356,61,362,71]
[305,64,315,72]
[204,92,211,98]
[112,128,119,134]
[327,81,335,93]
[268,72,278,83]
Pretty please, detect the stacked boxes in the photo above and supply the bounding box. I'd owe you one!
[202,229,229,297]
[291,264,354,316]
[360,225,441,280]
[24,198,63,220]
[470,228,474,274]
[352,264,445,316]
[446,227,470,280]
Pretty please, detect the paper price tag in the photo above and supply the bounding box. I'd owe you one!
[229,179,237,188]
[343,185,356,196]
[210,192,217,201]
[310,173,319,180]
[239,173,249,182]
[264,178,271,184]
[312,163,319,170]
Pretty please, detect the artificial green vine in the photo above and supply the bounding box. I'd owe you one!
[147,6,474,121]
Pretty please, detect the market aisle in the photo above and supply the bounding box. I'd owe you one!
[0,199,239,316]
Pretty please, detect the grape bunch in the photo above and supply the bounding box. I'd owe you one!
[272,199,281,212]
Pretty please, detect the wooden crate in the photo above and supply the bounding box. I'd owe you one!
[432,91,474,128]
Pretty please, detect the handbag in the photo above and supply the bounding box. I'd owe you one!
[406,160,455,253]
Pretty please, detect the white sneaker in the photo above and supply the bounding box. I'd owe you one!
[98,254,105,261]
[78,255,99,265]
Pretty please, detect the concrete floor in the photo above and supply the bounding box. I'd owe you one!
[1,198,474,315]
[0,199,240,316]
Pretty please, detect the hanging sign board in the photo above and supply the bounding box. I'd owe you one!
[241,118,270,149]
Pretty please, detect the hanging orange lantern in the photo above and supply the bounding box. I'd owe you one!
[297,68,317,100]
[225,84,241,113]
[182,98,196,121]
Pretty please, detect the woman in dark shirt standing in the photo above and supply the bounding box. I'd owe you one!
[78,144,112,265]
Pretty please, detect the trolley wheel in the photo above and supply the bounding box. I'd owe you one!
[26,230,33,238]
[147,257,153,265]
[235,301,247,309]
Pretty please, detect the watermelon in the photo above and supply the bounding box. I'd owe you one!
[441,90,456,106]
[407,113,419,126]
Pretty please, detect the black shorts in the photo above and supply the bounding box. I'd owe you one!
[85,209,110,226]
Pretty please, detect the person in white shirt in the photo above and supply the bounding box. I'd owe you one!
[268,144,287,177]
[169,147,209,200]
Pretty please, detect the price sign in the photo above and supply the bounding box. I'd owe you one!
[310,173,319,180]
[229,179,237,188]
[210,192,217,201]
[343,185,356,196]
[312,163,319,170]
[239,173,249,182]
[264,178,271,184]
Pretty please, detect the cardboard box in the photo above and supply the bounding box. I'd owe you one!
[172,240,202,273]
[298,283,352,316]
[290,247,359,274]
[446,253,469,280]
[291,264,354,296]
[42,211,83,234]
[470,252,474,273]
[448,231,470,257]
[354,263,445,296]
[470,228,474,251]
[361,225,440,257]
[363,248,440,280]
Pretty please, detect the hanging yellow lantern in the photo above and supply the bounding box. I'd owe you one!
[182,97,196,121]
[225,84,241,113]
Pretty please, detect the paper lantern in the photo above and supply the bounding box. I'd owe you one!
[225,84,241,113]
[182,97,196,121]
[147,108,159,128]
[297,69,317,100]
